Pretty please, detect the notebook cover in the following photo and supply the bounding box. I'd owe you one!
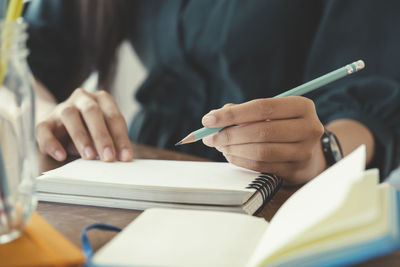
[0,211,85,267]
[38,159,282,214]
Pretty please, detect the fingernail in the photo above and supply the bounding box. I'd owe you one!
[103,147,114,161]
[84,146,95,159]
[202,114,216,126]
[54,150,64,161]
[119,148,132,161]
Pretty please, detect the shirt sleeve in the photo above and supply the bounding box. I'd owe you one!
[304,0,400,179]
[312,77,400,179]
[24,0,84,102]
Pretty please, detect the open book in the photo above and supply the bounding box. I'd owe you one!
[92,146,400,267]
[37,159,281,215]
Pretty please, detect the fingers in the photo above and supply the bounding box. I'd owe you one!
[57,102,97,160]
[201,97,326,184]
[203,118,319,146]
[36,121,67,161]
[215,142,311,163]
[36,88,133,162]
[70,91,116,161]
[94,91,133,162]
[223,153,308,184]
[202,96,315,127]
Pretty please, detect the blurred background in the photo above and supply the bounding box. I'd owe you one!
[83,41,146,125]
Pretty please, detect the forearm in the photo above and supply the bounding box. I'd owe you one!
[325,119,375,165]
[34,79,57,123]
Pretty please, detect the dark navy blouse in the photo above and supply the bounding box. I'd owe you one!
[25,0,400,178]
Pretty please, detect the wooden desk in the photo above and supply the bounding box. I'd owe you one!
[37,144,399,266]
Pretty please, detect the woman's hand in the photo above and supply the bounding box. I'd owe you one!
[36,88,134,162]
[202,96,325,185]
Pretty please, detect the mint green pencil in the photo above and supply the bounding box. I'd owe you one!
[176,60,365,145]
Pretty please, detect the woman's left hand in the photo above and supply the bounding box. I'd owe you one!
[202,96,326,185]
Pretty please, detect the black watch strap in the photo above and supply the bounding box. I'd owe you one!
[321,129,343,166]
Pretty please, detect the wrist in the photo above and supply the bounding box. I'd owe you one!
[307,129,342,182]
[325,119,375,165]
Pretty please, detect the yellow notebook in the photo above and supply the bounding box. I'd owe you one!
[0,212,85,267]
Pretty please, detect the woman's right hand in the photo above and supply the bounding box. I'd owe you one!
[36,88,134,162]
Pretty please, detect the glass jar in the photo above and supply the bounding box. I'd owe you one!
[0,19,37,244]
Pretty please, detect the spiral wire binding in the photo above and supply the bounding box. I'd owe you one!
[246,173,282,215]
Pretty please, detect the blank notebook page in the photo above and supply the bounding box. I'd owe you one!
[93,208,268,267]
[41,159,259,192]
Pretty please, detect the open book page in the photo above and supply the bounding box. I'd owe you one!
[254,171,380,266]
[93,209,268,267]
[281,170,379,251]
[268,183,395,267]
[247,145,366,267]
[41,159,258,192]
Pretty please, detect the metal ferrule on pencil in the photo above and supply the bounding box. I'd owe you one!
[345,60,365,74]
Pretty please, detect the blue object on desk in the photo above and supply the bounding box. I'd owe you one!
[81,223,122,267]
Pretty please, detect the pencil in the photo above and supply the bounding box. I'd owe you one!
[176,60,365,145]
[0,0,25,85]
[5,0,21,22]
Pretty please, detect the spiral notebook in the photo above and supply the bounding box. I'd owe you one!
[36,159,282,215]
